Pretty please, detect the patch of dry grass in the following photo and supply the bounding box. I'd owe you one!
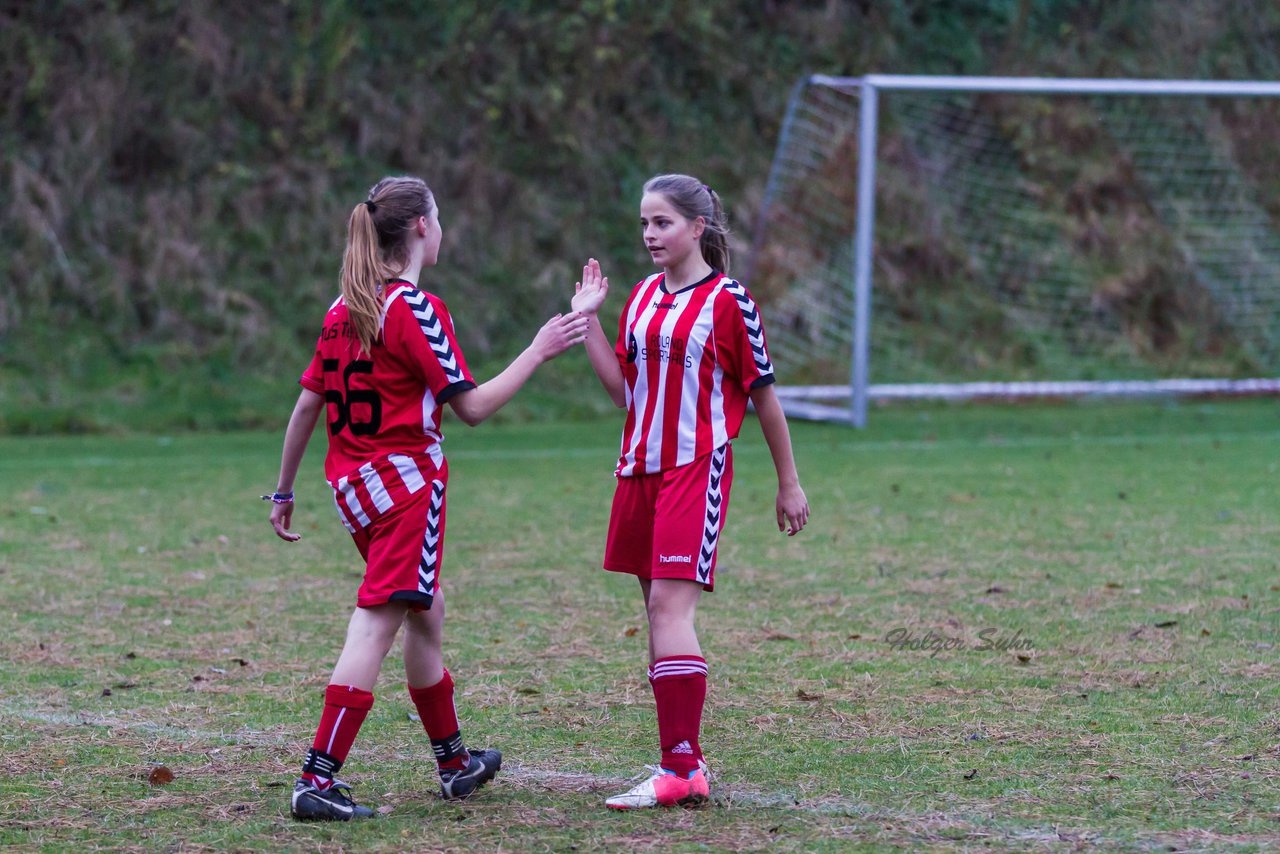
[2,403,1279,850]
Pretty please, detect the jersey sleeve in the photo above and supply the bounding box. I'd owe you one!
[614,301,634,367]
[299,342,325,394]
[614,283,645,368]
[714,280,776,393]
[385,290,477,403]
[614,309,627,365]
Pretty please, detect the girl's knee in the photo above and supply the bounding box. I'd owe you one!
[352,625,399,657]
[404,609,443,643]
[646,581,700,617]
[646,597,695,630]
[347,605,406,647]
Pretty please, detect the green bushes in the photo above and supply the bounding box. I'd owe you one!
[3,1,1278,431]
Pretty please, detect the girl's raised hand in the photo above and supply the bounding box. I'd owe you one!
[572,258,609,315]
[531,311,590,362]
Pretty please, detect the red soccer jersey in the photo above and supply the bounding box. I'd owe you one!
[613,270,775,477]
[300,281,475,528]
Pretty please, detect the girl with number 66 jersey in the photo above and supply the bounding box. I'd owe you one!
[572,173,810,809]
[266,175,588,821]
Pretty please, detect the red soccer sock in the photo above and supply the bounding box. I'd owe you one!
[408,669,470,772]
[650,655,708,777]
[300,684,375,790]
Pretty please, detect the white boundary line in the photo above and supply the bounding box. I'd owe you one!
[7,708,1277,848]
[7,708,285,745]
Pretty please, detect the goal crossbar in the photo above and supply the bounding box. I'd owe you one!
[814,75,1280,98]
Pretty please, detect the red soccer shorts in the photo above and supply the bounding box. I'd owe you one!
[604,444,733,592]
[350,470,448,611]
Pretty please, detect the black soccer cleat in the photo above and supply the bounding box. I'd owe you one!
[438,748,502,800]
[290,778,376,821]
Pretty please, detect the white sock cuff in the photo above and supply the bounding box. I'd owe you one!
[651,656,708,680]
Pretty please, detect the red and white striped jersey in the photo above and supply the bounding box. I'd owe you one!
[300,280,475,528]
[613,270,775,477]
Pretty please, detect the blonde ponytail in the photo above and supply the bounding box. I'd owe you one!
[337,177,435,355]
[340,202,387,356]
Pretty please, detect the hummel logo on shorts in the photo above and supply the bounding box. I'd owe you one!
[659,554,692,564]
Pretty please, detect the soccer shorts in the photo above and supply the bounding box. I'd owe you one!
[349,471,448,611]
[603,444,733,592]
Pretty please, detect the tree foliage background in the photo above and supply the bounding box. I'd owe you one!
[2,0,1279,430]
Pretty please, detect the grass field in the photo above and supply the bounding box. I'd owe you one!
[1,399,1278,852]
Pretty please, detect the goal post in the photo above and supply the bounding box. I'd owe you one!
[750,75,1280,426]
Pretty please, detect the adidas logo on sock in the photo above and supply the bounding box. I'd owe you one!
[671,740,694,755]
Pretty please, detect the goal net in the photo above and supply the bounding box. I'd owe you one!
[749,75,1280,424]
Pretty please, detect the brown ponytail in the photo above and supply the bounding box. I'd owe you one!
[642,173,731,274]
[702,187,730,274]
[338,176,435,355]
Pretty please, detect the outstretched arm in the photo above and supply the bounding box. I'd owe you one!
[572,258,626,408]
[448,312,589,426]
[749,383,810,536]
[270,388,325,542]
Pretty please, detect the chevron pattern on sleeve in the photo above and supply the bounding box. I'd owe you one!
[722,280,774,377]
[400,290,466,384]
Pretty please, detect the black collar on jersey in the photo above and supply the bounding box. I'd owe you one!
[386,277,415,287]
[660,269,721,296]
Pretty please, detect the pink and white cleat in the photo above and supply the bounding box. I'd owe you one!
[605,766,710,809]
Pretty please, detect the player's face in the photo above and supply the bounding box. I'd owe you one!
[640,192,704,270]
[421,207,442,267]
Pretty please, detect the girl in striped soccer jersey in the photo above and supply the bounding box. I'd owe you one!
[572,173,810,809]
[267,176,587,821]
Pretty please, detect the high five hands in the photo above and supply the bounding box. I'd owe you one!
[529,258,613,361]
[531,311,591,361]
[573,258,610,315]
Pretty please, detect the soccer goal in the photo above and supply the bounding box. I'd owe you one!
[749,75,1280,425]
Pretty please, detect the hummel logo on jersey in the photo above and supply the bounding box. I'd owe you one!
[652,300,677,309]
[659,554,692,564]
[671,740,694,755]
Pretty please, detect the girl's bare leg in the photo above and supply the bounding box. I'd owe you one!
[329,602,409,690]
